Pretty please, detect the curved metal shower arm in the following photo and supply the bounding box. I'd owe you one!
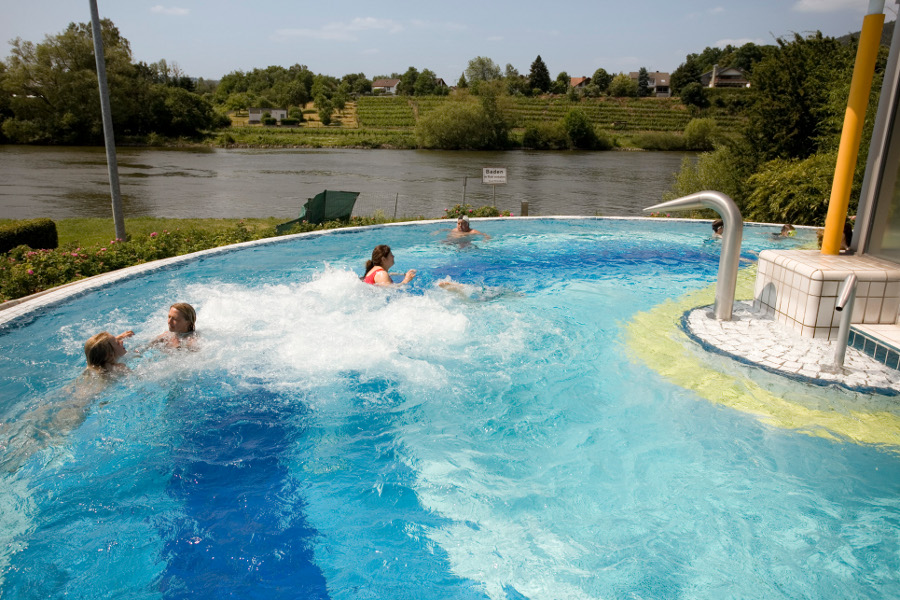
[644,191,744,321]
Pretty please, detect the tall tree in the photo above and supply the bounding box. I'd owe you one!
[637,67,651,97]
[397,66,419,95]
[529,55,551,93]
[745,32,855,161]
[465,56,502,92]
[2,19,137,143]
[591,68,611,93]
[414,69,438,95]
[671,57,703,95]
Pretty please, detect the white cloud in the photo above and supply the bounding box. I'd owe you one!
[276,17,403,42]
[150,5,189,16]
[714,37,768,48]
[710,6,725,14]
[793,0,866,13]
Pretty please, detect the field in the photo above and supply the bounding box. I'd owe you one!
[222,94,747,149]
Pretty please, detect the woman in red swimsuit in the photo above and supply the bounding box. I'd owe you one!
[363,244,416,286]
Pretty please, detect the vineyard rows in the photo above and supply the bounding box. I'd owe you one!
[348,95,746,134]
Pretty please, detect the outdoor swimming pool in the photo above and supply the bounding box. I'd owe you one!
[1,218,899,599]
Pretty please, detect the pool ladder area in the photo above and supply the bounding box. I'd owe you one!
[831,274,858,371]
[645,191,743,321]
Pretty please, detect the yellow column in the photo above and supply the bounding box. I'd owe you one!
[822,6,885,255]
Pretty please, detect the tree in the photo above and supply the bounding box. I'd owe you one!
[457,73,468,88]
[415,83,509,149]
[504,63,529,96]
[563,108,597,149]
[2,19,139,143]
[528,55,552,93]
[671,57,702,95]
[679,82,709,109]
[413,68,438,96]
[341,72,371,95]
[608,73,638,97]
[591,68,611,93]
[465,56,501,92]
[745,32,855,162]
[316,95,333,125]
[397,66,419,95]
[637,67,651,97]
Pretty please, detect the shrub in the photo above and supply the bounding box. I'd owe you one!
[664,145,748,204]
[262,117,277,126]
[631,132,686,151]
[743,152,841,225]
[563,109,597,149]
[683,118,719,150]
[442,204,511,218]
[0,219,58,253]
[280,118,300,126]
[522,121,567,150]
[680,82,709,109]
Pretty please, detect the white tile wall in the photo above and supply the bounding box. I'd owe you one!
[753,250,900,339]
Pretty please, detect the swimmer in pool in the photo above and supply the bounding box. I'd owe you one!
[150,303,199,350]
[363,245,416,286]
[84,330,133,376]
[448,215,490,240]
[0,329,133,472]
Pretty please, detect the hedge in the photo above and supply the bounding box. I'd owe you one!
[0,219,58,254]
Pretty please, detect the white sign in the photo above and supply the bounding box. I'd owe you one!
[482,167,507,185]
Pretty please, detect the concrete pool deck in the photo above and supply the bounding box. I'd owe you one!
[685,301,900,395]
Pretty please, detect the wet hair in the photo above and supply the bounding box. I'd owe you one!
[170,302,197,332]
[712,219,724,233]
[365,245,391,272]
[84,332,117,369]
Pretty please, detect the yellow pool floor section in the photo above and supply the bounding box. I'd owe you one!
[625,265,900,452]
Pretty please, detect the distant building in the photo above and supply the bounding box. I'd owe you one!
[248,107,288,124]
[372,78,401,94]
[570,76,590,89]
[700,65,749,88]
[627,71,671,97]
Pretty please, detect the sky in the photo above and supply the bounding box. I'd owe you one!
[1,0,897,81]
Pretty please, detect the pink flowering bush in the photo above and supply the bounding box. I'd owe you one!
[0,216,411,302]
[443,204,513,218]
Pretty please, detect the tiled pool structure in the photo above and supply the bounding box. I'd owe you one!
[753,250,900,339]
[685,302,900,395]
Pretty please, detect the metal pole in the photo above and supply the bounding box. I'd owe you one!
[89,0,126,240]
[644,191,743,321]
[463,176,468,204]
[832,274,858,370]
[393,193,399,220]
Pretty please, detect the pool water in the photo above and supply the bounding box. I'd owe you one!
[1,219,899,599]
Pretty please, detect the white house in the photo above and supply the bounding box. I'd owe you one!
[248,107,288,124]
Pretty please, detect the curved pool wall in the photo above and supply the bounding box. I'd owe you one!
[2,218,900,600]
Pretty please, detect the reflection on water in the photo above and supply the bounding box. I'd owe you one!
[0,146,694,220]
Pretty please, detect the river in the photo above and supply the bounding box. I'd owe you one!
[0,146,694,220]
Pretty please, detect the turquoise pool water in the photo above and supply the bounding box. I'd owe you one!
[1,219,898,599]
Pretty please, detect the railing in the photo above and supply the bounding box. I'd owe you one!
[831,274,859,371]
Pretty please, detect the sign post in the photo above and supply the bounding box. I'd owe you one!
[482,167,507,205]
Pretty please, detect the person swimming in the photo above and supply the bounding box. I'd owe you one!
[363,245,416,286]
[149,302,199,350]
[448,215,490,240]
